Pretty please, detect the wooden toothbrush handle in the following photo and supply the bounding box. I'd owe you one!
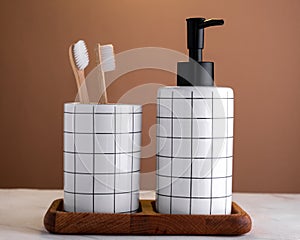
[97,68,108,104]
[77,71,90,104]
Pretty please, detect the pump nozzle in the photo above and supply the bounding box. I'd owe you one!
[187,18,224,62]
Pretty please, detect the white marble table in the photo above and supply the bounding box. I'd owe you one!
[0,189,299,240]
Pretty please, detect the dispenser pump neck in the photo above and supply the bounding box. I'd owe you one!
[187,18,224,62]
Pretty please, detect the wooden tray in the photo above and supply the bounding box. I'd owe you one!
[44,199,251,235]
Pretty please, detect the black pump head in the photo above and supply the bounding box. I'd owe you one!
[187,18,224,62]
[177,17,224,86]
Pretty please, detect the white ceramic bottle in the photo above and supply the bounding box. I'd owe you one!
[156,18,234,215]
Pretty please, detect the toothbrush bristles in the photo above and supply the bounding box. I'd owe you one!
[73,40,89,70]
[100,44,116,72]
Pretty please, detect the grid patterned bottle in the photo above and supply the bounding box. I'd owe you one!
[156,86,234,214]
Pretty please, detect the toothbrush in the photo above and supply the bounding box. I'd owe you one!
[69,40,90,104]
[95,44,116,104]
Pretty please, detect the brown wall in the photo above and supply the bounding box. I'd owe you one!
[1,0,300,192]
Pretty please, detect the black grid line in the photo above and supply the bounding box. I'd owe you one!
[115,168,140,174]
[157,136,233,140]
[64,112,142,115]
[189,91,194,214]
[157,116,233,120]
[156,173,232,180]
[170,91,174,214]
[157,192,232,200]
[114,209,139,214]
[64,150,141,155]
[130,106,134,213]
[92,105,95,212]
[64,170,140,175]
[210,91,213,214]
[64,131,142,135]
[157,97,234,100]
[113,106,116,213]
[156,154,233,159]
[73,105,76,212]
[64,190,139,195]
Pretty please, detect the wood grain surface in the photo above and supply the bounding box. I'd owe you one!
[44,199,251,235]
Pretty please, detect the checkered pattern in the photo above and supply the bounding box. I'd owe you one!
[156,87,234,215]
[63,103,142,213]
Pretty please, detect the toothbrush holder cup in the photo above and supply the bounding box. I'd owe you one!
[63,103,142,213]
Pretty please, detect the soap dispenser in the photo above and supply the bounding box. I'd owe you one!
[156,18,234,215]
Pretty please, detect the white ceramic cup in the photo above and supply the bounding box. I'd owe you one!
[63,103,142,213]
[156,87,233,215]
